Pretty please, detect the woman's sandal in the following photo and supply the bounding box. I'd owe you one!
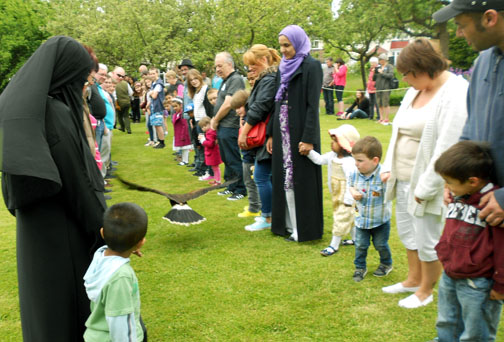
[341,239,355,246]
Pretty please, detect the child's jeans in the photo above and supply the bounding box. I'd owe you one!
[243,162,261,213]
[354,221,392,269]
[436,272,502,342]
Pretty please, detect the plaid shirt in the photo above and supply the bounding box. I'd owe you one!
[348,164,391,229]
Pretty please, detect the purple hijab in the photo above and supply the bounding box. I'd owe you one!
[275,25,311,102]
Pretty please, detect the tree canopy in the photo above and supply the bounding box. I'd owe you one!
[0,0,50,91]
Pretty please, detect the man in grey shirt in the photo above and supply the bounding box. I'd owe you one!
[211,52,247,199]
[322,57,335,115]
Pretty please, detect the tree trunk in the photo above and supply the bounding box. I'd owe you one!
[360,56,367,90]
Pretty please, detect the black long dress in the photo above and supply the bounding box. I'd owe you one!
[269,55,324,242]
[0,36,106,342]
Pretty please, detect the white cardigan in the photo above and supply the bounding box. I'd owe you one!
[382,73,468,217]
[307,150,356,205]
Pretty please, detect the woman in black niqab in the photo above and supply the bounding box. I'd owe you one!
[0,36,106,342]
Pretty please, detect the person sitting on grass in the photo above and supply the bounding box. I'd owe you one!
[306,125,360,256]
[84,202,148,342]
[198,117,222,185]
[349,136,393,282]
[432,141,504,342]
[339,90,370,120]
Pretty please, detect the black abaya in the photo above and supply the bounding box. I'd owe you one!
[0,37,106,342]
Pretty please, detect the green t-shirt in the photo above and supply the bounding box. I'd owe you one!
[84,263,143,342]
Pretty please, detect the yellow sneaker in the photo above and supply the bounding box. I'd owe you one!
[237,209,261,218]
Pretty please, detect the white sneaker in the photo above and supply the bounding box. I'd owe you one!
[398,294,433,309]
[382,282,419,294]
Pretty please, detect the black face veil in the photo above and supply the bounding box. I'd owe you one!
[0,36,102,209]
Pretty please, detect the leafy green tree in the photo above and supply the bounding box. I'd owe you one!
[323,0,395,88]
[46,0,333,76]
[0,0,50,92]
[448,30,479,71]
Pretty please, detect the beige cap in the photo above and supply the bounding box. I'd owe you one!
[328,124,360,153]
[378,53,388,60]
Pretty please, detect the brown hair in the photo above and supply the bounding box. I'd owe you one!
[335,57,345,65]
[243,44,281,67]
[230,89,249,109]
[396,38,448,79]
[82,44,99,72]
[434,141,494,182]
[352,136,382,160]
[198,116,211,128]
[187,69,204,99]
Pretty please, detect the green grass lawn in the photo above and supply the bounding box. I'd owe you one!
[1,101,503,341]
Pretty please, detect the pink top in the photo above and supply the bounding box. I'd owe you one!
[177,84,184,98]
[89,114,102,170]
[367,68,376,93]
[172,111,192,147]
[201,128,222,166]
[333,64,347,86]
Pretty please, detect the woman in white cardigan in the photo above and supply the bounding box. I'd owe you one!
[380,39,468,309]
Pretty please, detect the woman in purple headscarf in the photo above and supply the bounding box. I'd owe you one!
[266,25,324,242]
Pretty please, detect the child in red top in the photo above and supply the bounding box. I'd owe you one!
[171,97,192,165]
[198,117,222,185]
[433,141,504,342]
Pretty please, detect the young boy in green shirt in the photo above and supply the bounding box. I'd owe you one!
[84,202,148,342]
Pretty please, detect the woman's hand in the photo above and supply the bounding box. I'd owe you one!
[479,191,504,227]
[298,142,313,156]
[238,132,248,149]
[380,171,391,183]
[266,137,273,154]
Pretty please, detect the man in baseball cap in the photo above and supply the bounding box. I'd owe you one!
[431,2,504,341]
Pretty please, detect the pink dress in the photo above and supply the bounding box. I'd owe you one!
[89,114,102,170]
[172,111,192,150]
[201,128,222,166]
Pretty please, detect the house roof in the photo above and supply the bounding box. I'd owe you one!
[390,41,409,50]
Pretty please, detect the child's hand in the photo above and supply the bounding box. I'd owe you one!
[132,249,143,258]
[350,188,363,201]
[490,289,504,300]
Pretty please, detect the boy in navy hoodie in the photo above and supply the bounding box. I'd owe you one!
[434,141,504,342]
[84,202,148,342]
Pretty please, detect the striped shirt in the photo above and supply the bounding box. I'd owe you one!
[348,164,391,229]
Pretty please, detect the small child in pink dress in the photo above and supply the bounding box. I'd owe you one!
[171,97,193,165]
[198,117,222,185]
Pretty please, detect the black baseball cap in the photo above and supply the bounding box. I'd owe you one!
[433,0,504,23]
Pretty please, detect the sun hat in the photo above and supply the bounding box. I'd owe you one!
[433,0,504,23]
[378,53,388,61]
[328,124,360,153]
[184,103,194,113]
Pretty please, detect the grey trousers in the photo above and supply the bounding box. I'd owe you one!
[243,162,261,213]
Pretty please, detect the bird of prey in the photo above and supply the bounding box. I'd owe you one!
[117,176,237,226]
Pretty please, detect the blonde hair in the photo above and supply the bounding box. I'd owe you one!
[187,69,203,99]
[207,88,218,98]
[165,70,177,79]
[243,44,281,67]
[198,116,211,128]
[230,89,249,109]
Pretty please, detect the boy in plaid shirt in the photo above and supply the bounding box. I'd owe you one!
[348,136,392,282]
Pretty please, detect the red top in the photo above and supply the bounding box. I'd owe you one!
[172,111,191,147]
[332,65,347,86]
[435,183,504,293]
[367,68,376,93]
[201,128,222,166]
